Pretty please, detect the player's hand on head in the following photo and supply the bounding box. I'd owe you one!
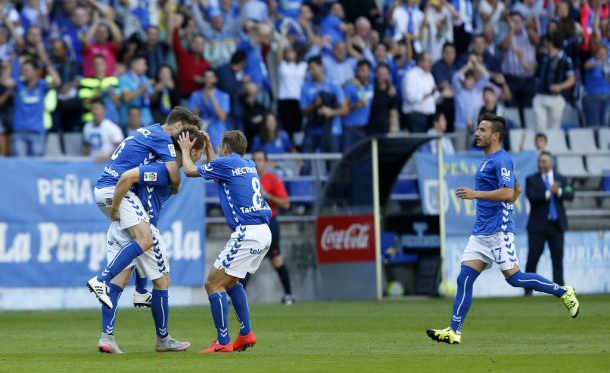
[177,132,195,150]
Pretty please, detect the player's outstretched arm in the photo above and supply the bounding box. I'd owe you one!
[177,132,201,178]
[110,168,140,221]
[456,187,515,201]
[165,161,181,194]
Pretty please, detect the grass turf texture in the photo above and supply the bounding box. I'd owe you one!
[1,295,608,373]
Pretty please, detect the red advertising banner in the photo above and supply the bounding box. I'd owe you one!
[315,214,376,263]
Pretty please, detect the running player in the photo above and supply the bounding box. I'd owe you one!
[178,130,272,353]
[98,126,204,353]
[241,150,294,305]
[426,113,580,345]
[88,107,201,309]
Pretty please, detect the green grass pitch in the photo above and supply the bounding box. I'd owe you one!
[1,295,609,373]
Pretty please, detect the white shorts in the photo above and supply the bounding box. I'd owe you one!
[106,221,169,281]
[213,224,272,279]
[95,187,150,230]
[461,232,519,271]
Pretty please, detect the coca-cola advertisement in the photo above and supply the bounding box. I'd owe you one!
[315,215,376,263]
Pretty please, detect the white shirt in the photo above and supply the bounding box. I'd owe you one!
[427,128,455,154]
[392,5,425,41]
[83,119,124,159]
[402,66,438,115]
[278,61,307,100]
[478,0,505,34]
[425,6,454,62]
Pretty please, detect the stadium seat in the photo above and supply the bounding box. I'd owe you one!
[204,181,220,206]
[556,155,588,177]
[598,128,610,152]
[63,132,83,156]
[286,179,315,205]
[523,108,536,129]
[381,232,418,265]
[543,130,569,153]
[45,133,63,157]
[509,128,536,152]
[602,170,610,191]
[561,104,581,129]
[503,107,521,128]
[568,128,598,152]
[391,177,418,200]
[585,155,610,176]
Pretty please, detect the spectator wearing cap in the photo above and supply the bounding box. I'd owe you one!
[169,11,211,99]
[402,52,438,133]
[118,55,153,128]
[82,3,123,78]
[392,0,425,52]
[300,56,348,153]
[322,41,358,86]
[499,11,538,128]
[189,69,230,151]
[453,55,489,150]
[342,60,374,149]
[533,33,575,130]
[583,44,610,126]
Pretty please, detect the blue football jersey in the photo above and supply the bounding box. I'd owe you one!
[472,149,516,236]
[198,153,271,229]
[97,124,176,188]
[137,161,171,227]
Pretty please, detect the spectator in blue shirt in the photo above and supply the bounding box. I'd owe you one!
[583,45,610,127]
[342,60,373,150]
[119,54,153,128]
[238,22,272,95]
[277,0,303,21]
[299,56,348,153]
[189,69,230,151]
[251,113,295,154]
[60,5,90,65]
[432,42,458,132]
[8,58,61,157]
[321,2,348,44]
[322,41,357,86]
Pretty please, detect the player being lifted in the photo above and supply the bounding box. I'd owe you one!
[88,107,201,309]
[178,130,272,353]
[427,113,580,345]
[97,126,204,354]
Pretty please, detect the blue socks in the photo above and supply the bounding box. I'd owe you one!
[134,269,148,294]
[450,265,480,333]
[227,283,252,336]
[98,240,143,283]
[506,271,567,297]
[101,283,123,335]
[151,289,169,338]
[209,292,230,345]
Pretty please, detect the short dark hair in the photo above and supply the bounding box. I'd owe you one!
[479,113,507,140]
[166,106,201,128]
[535,133,548,142]
[539,150,553,159]
[307,56,323,66]
[173,125,205,153]
[90,98,104,107]
[252,149,268,161]
[129,54,146,66]
[231,50,247,65]
[356,59,371,69]
[221,130,248,156]
[548,32,563,49]
[442,42,455,52]
[415,52,429,64]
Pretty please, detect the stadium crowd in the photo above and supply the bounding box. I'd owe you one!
[0,0,609,159]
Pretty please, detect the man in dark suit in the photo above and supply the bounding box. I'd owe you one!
[525,151,574,295]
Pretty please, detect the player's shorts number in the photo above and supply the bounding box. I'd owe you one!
[252,178,263,208]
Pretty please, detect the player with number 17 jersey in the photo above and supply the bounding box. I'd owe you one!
[198,154,272,229]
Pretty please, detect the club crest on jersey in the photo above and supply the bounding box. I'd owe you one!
[501,167,511,181]
[144,172,158,182]
[168,144,176,157]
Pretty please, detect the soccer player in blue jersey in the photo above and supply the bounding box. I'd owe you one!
[427,113,580,345]
[178,130,272,353]
[88,107,201,309]
[97,126,205,353]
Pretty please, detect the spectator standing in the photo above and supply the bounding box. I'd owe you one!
[342,60,374,149]
[251,113,295,154]
[60,5,90,66]
[532,33,576,130]
[276,31,307,140]
[478,85,505,120]
[299,56,347,152]
[216,50,248,132]
[240,0,270,23]
[8,58,61,157]
[450,0,475,55]
[499,11,538,128]
[402,52,438,133]
[425,112,455,154]
[126,106,143,137]
[321,2,349,44]
[142,26,170,80]
[477,0,506,35]
[392,0,425,52]
[78,55,120,127]
[432,42,457,131]
[583,45,610,126]
[368,63,400,135]
[190,4,237,69]
[0,60,13,156]
[82,99,123,163]
[119,55,153,128]
[322,41,357,86]
[238,22,273,100]
[151,65,180,124]
[51,38,82,133]
[241,82,268,148]
[457,34,501,76]
[189,69,230,150]
[452,55,490,150]
[82,4,123,77]
[525,151,574,295]
[512,0,547,34]
[425,0,455,63]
